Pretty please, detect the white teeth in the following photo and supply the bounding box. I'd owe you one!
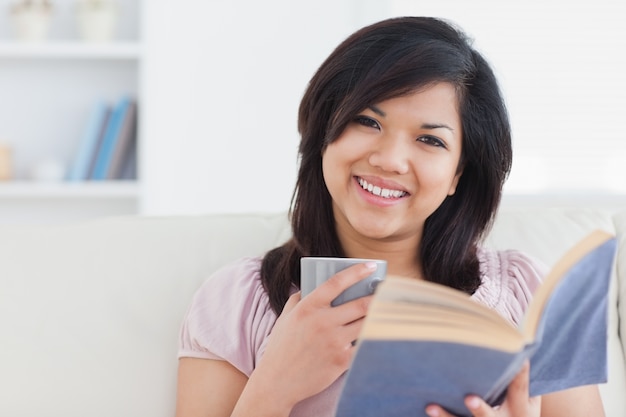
[358,178,407,199]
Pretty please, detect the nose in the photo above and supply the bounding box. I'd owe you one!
[367,135,410,175]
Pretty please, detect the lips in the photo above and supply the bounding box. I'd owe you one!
[356,177,408,199]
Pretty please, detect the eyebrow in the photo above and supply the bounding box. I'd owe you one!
[422,123,455,133]
[368,106,455,132]
[368,105,386,117]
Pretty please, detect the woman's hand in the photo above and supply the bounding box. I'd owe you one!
[425,360,541,417]
[233,262,377,415]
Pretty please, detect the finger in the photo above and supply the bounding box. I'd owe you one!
[331,294,373,325]
[427,362,533,417]
[464,395,494,417]
[424,404,455,417]
[341,315,367,345]
[462,362,531,416]
[505,359,531,411]
[308,262,378,306]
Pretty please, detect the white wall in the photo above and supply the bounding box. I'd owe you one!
[389,0,626,194]
[141,0,384,215]
[141,0,626,216]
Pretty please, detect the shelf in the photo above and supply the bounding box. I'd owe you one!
[0,41,142,59]
[0,181,140,199]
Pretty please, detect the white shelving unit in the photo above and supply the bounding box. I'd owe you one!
[0,180,139,198]
[0,181,139,225]
[0,0,142,224]
[0,40,141,58]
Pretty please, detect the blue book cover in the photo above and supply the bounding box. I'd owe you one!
[66,100,110,181]
[106,100,137,180]
[91,96,132,180]
[335,231,616,417]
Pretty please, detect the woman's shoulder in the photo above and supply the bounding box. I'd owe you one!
[187,256,270,318]
[199,256,267,300]
[472,248,548,325]
[178,256,278,376]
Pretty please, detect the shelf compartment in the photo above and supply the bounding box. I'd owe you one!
[0,181,139,199]
[0,41,142,59]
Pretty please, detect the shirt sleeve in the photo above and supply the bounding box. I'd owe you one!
[473,249,547,326]
[178,257,278,377]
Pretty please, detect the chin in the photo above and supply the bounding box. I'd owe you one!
[351,219,399,241]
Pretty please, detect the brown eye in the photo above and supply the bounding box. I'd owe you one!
[354,116,380,130]
[417,135,446,148]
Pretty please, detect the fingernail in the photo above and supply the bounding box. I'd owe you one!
[364,262,377,270]
[425,406,440,417]
[466,396,480,410]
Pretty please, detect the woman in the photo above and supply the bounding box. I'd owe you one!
[176,16,604,417]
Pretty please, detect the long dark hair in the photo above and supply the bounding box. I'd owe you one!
[261,16,512,314]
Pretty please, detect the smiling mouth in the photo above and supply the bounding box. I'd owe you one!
[357,177,408,199]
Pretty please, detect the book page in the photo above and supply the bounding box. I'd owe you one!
[360,277,524,352]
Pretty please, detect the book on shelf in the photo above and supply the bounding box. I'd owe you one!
[118,140,137,180]
[66,100,111,181]
[90,96,137,181]
[335,230,616,417]
[106,99,137,180]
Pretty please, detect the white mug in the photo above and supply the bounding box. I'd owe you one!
[300,257,387,306]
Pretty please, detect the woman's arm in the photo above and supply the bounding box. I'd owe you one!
[541,385,605,417]
[175,262,377,417]
[176,358,248,417]
[175,356,302,417]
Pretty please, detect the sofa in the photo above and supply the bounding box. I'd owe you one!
[0,206,624,416]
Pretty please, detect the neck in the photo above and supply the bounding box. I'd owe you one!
[338,229,424,280]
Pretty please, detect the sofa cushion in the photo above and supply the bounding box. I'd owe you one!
[0,208,623,416]
[0,213,290,416]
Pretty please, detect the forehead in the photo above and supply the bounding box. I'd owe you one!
[374,83,461,123]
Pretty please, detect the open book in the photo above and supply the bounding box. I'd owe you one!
[335,230,616,417]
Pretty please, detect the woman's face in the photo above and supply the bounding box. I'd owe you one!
[322,82,463,251]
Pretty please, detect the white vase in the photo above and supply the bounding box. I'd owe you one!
[11,8,52,41]
[0,143,13,181]
[30,157,66,182]
[76,1,118,42]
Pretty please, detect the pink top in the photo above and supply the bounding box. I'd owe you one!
[178,249,545,416]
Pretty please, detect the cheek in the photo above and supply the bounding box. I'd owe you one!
[416,158,460,186]
[322,138,350,171]
[321,145,341,191]
[321,147,332,179]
